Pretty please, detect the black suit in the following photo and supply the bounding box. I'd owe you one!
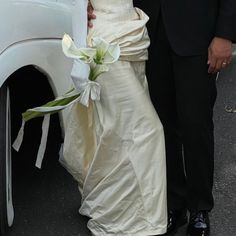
[135,0,236,55]
[134,0,236,212]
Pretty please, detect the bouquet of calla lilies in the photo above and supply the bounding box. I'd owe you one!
[12,34,120,168]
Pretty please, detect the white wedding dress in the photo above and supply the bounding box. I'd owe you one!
[62,0,167,235]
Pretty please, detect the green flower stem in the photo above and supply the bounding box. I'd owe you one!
[22,94,80,122]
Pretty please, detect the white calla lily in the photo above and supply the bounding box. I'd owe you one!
[62,34,96,63]
[105,42,121,64]
[92,37,121,64]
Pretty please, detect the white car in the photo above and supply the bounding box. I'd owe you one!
[0,0,74,234]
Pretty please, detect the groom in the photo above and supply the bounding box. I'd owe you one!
[132,0,236,236]
[88,0,236,235]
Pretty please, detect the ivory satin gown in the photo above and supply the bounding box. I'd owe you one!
[62,0,167,235]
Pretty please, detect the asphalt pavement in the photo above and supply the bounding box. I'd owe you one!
[8,55,236,236]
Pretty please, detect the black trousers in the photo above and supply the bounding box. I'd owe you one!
[146,14,217,211]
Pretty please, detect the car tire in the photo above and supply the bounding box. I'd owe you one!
[0,84,14,236]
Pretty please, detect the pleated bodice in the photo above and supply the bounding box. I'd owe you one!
[89,0,150,61]
[90,0,134,12]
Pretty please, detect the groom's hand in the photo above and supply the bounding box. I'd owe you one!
[208,37,233,74]
[88,1,96,28]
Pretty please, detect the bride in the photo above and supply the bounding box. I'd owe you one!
[61,0,167,235]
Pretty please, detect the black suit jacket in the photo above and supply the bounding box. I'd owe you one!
[134,0,236,56]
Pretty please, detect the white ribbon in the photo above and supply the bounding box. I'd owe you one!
[79,81,101,107]
[12,120,25,152]
[71,0,90,94]
[35,114,50,169]
[12,115,51,169]
[70,1,101,107]
[71,0,91,106]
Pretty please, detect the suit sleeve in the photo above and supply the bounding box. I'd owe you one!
[216,0,236,42]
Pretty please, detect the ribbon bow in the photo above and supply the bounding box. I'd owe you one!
[79,80,101,107]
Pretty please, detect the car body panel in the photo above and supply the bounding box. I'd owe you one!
[0,0,75,130]
[0,0,74,54]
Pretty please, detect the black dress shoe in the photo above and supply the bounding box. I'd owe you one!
[186,211,210,236]
[164,209,188,235]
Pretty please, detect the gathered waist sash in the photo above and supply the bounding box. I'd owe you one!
[88,8,150,62]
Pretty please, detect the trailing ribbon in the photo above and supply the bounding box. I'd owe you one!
[35,114,50,169]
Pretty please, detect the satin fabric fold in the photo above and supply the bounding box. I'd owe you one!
[88,7,150,62]
[61,1,167,235]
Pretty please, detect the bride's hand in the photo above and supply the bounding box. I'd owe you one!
[88,0,96,28]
